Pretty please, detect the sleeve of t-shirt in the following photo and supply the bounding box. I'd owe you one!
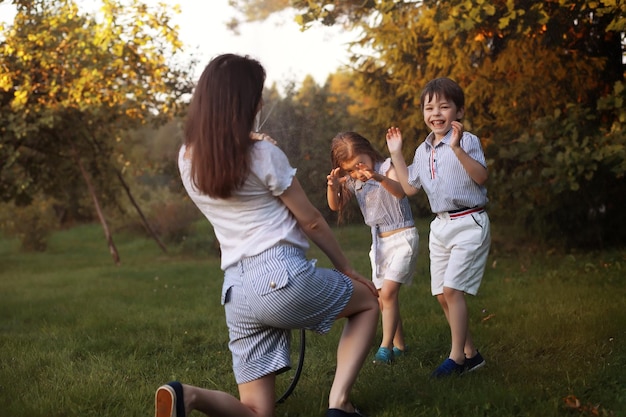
[461,132,487,168]
[250,140,298,196]
[407,147,422,190]
[380,158,392,175]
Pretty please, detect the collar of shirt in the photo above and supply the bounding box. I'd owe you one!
[425,129,453,149]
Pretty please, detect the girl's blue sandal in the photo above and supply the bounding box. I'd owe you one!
[155,381,186,417]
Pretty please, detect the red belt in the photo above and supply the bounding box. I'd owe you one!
[446,207,485,219]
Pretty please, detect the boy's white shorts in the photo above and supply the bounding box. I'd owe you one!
[429,211,490,296]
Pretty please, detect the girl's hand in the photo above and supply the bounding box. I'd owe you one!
[355,163,383,182]
[250,132,277,145]
[449,121,463,148]
[386,127,403,154]
[327,167,346,190]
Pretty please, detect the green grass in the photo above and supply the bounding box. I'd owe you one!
[1,221,625,417]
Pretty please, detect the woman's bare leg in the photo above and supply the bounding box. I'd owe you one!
[328,281,379,412]
[179,375,276,417]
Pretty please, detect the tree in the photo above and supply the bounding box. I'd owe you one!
[229,0,626,247]
[258,74,365,221]
[0,0,194,261]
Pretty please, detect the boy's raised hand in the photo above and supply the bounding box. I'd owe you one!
[449,121,463,148]
[386,127,404,154]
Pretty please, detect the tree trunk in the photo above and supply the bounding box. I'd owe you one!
[76,156,121,265]
[115,169,168,253]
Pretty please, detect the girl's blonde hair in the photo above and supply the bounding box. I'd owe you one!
[330,132,385,221]
[330,132,384,175]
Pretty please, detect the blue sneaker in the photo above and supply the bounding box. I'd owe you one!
[431,358,464,378]
[374,347,394,364]
[464,351,486,373]
[392,346,406,357]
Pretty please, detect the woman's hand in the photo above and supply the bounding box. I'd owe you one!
[250,132,277,145]
[342,267,379,297]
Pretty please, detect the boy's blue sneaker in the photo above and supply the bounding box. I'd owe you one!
[431,358,464,378]
[374,347,394,364]
[464,351,486,373]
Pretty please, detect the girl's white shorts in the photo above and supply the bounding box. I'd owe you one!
[369,227,419,290]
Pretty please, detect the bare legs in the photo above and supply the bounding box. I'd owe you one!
[377,280,404,351]
[330,280,380,412]
[394,318,405,351]
[179,376,275,417]
[436,287,477,364]
[160,281,378,417]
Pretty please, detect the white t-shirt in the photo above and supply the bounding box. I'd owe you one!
[178,140,310,270]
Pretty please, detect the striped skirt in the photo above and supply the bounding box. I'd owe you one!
[222,244,353,384]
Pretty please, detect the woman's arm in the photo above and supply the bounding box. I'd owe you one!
[280,177,378,297]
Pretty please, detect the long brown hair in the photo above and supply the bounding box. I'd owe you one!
[330,132,385,216]
[184,54,266,198]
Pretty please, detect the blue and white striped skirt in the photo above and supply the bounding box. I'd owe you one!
[222,244,353,384]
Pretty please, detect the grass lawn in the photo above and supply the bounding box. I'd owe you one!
[0,219,624,417]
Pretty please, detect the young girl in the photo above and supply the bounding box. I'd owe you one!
[327,132,419,364]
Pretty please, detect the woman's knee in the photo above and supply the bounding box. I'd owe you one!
[238,376,275,417]
[358,281,379,304]
[341,282,378,317]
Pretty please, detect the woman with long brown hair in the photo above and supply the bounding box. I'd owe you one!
[154,53,379,417]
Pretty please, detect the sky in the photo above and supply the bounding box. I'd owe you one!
[167,0,357,87]
[0,0,357,88]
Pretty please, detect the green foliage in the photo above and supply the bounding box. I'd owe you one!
[0,0,194,212]
[4,0,622,256]
[269,0,626,247]
[260,76,366,220]
[0,194,59,251]
[107,184,197,241]
[176,219,220,257]
[490,81,626,248]
[227,0,291,31]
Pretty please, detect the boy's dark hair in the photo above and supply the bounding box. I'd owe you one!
[420,77,465,110]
